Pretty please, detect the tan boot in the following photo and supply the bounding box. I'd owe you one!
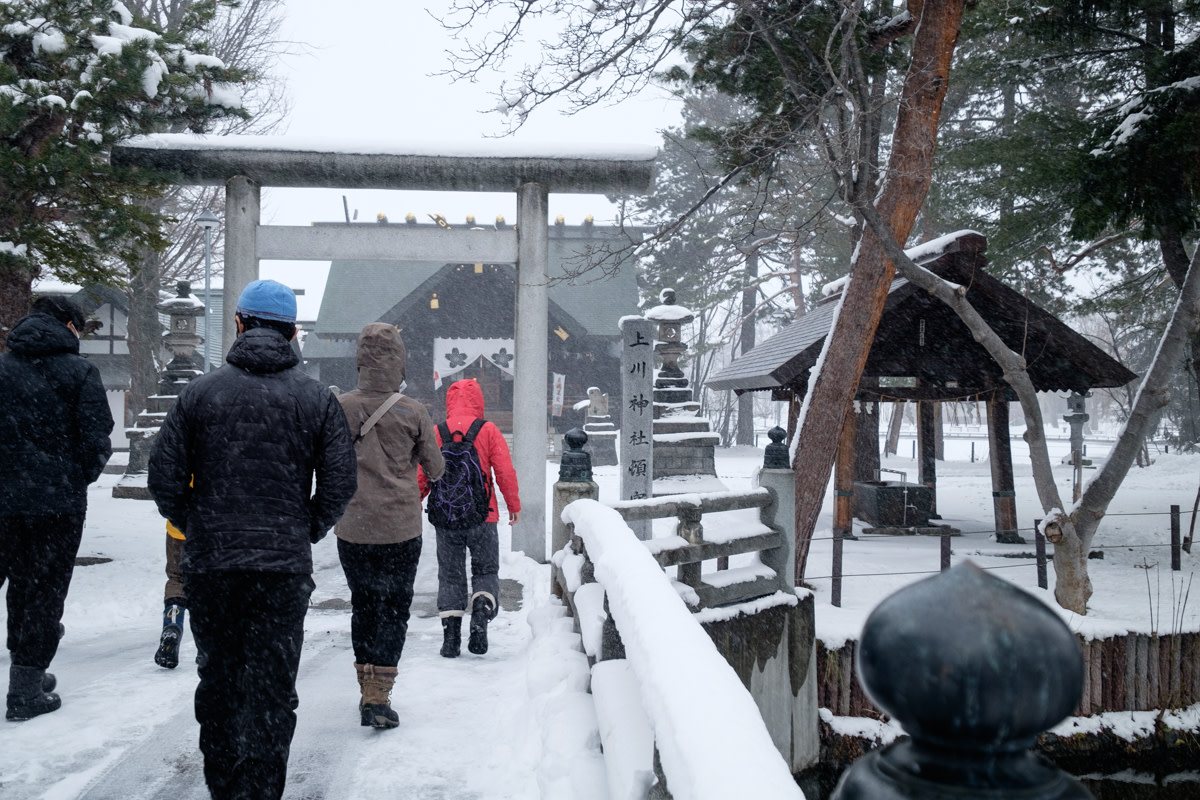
[354,662,368,711]
[358,663,399,729]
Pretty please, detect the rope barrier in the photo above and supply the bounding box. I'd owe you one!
[805,561,1044,582]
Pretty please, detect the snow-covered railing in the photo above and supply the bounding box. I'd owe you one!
[559,500,806,800]
[606,488,792,609]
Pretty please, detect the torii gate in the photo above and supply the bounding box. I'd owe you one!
[111,135,657,561]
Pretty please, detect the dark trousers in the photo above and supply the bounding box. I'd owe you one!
[0,513,84,669]
[435,522,499,614]
[337,536,422,666]
[186,571,314,800]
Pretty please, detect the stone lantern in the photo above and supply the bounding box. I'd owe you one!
[644,287,694,405]
[114,281,208,499]
[641,287,721,484]
[156,280,206,396]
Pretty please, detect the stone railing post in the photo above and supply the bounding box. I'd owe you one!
[832,562,1093,799]
[757,426,796,590]
[755,426,818,774]
[551,429,598,583]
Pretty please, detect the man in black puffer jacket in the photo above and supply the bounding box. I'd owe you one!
[148,279,356,800]
[1,296,113,722]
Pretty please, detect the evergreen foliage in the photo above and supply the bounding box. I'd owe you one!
[0,0,247,294]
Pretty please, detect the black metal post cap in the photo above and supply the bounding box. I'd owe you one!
[832,562,1092,799]
[763,425,789,469]
[559,428,592,483]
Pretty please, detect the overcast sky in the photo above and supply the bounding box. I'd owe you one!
[259,2,682,318]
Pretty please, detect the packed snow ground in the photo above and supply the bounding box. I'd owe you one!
[1,433,1198,798]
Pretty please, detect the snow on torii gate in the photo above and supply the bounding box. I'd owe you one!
[111,135,658,562]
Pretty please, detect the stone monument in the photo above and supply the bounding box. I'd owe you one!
[581,386,618,466]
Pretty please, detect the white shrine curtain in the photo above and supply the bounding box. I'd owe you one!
[433,337,516,388]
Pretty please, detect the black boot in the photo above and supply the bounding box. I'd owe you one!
[154,603,186,669]
[440,617,461,658]
[6,664,61,721]
[469,595,494,655]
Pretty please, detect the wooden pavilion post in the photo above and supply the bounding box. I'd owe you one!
[987,391,1021,543]
[918,400,939,518]
[855,400,881,483]
[834,401,857,539]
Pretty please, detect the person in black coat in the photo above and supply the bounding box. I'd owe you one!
[148,279,357,800]
[0,295,113,721]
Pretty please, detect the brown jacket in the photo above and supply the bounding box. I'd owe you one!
[335,324,444,544]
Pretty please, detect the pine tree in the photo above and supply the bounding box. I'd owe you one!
[0,0,247,348]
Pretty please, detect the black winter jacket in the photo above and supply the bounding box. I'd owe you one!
[0,312,113,516]
[147,328,357,574]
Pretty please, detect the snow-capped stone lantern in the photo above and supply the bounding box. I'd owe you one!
[157,280,205,396]
[641,288,722,485]
[644,287,694,402]
[114,281,207,500]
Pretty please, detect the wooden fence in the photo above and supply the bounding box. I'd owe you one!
[818,631,1200,718]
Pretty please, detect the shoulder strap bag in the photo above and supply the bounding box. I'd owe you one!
[355,392,403,444]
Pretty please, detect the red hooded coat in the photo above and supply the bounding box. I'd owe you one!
[420,379,520,524]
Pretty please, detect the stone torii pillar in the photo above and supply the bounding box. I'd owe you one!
[111,135,657,562]
[223,175,259,353]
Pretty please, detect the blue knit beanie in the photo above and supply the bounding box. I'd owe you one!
[236,279,297,323]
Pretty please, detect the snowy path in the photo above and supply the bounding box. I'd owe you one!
[0,473,544,800]
[7,444,1196,798]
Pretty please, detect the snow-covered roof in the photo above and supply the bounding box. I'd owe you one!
[708,231,1138,395]
[112,134,659,193]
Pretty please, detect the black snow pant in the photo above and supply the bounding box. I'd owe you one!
[186,571,314,800]
[337,536,422,667]
[435,521,500,616]
[0,513,84,669]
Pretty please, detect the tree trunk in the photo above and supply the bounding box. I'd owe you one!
[885,400,904,455]
[126,248,164,425]
[1066,243,1200,599]
[792,0,966,581]
[737,252,758,446]
[0,263,37,353]
[934,401,944,460]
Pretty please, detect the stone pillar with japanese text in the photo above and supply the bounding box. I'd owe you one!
[620,316,654,539]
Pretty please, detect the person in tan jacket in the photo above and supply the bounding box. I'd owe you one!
[335,323,444,729]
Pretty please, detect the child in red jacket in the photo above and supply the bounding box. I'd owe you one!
[420,379,520,657]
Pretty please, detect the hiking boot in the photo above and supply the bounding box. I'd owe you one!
[6,665,61,721]
[469,595,494,655]
[155,626,182,669]
[154,604,185,669]
[357,663,399,730]
[440,616,461,659]
[360,703,400,729]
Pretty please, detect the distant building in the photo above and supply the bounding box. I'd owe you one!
[303,216,644,433]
